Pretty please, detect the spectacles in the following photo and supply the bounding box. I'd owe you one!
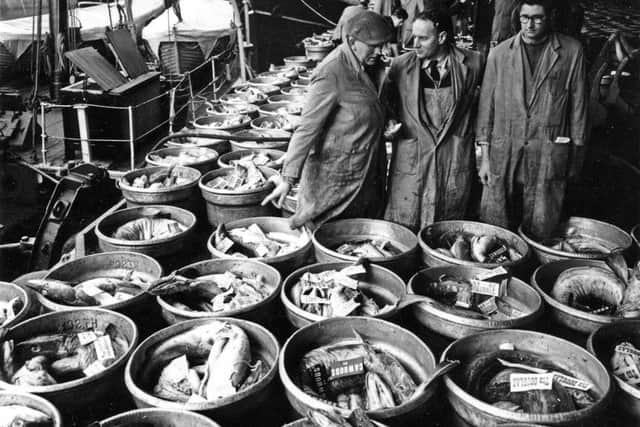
[519,14,546,24]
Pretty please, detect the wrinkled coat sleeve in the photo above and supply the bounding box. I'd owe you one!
[569,45,587,146]
[281,72,339,179]
[475,49,498,144]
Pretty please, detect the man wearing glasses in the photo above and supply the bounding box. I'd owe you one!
[476,0,587,239]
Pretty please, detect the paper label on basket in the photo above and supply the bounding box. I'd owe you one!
[509,373,554,392]
[614,363,640,385]
[331,298,360,317]
[552,373,592,391]
[318,271,336,283]
[475,267,509,280]
[615,343,640,358]
[471,279,503,297]
[300,293,330,305]
[455,291,472,309]
[477,297,498,315]
[255,244,270,257]
[217,237,235,254]
[328,357,365,380]
[77,331,98,346]
[94,336,116,361]
[340,264,367,277]
[83,360,106,377]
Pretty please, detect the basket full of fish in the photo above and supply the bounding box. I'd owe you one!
[0,390,62,427]
[587,320,640,420]
[518,217,633,264]
[312,219,419,280]
[0,281,35,329]
[145,147,219,174]
[95,205,196,260]
[281,262,406,329]
[208,217,312,275]
[149,258,281,326]
[0,308,138,411]
[406,266,543,339]
[279,317,453,425]
[199,165,279,227]
[218,149,284,169]
[531,256,640,334]
[441,329,612,426]
[124,318,280,425]
[419,221,529,272]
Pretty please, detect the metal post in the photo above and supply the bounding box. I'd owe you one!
[40,103,48,165]
[128,106,135,171]
[211,58,217,101]
[187,72,196,123]
[75,104,92,163]
[169,87,176,134]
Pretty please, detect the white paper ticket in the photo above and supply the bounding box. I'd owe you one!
[83,360,106,377]
[255,244,270,257]
[477,297,498,315]
[614,363,640,385]
[300,293,330,305]
[475,266,509,281]
[332,272,359,290]
[332,298,360,317]
[470,279,503,297]
[94,335,116,361]
[509,373,554,392]
[552,372,592,391]
[615,343,640,358]
[217,237,235,253]
[340,264,367,277]
[77,331,98,346]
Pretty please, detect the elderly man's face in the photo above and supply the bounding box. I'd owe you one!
[351,38,384,66]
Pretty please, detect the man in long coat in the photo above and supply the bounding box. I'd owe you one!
[477,0,587,239]
[383,8,484,231]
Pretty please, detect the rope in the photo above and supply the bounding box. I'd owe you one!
[298,0,337,27]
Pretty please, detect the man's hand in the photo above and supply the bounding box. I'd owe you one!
[384,120,402,140]
[265,153,286,170]
[478,144,491,185]
[261,175,292,208]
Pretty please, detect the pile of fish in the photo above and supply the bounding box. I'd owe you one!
[289,265,390,318]
[223,88,267,104]
[462,348,597,414]
[543,227,615,255]
[213,223,308,258]
[113,217,187,241]
[25,272,147,306]
[419,272,527,321]
[148,269,273,313]
[228,152,273,168]
[0,297,22,326]
[0,324,129,385]
[208,103,255,116]
[207,114,250,129]
[283,87,308,96]
[298,331,417,411]
[436,232,522,264]
[257,114,299,131]
[302,34,333,48]
[275,104,304,115]
[206,160,269,192]
[295,408,377,427]
[0,405,52,426]
[334,239,402,258]
[611,341,640,389]
[148,149,217,166]
[551,256,640,316]
[121,167,192,190]
[145,322,266,402]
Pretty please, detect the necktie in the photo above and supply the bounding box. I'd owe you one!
[428,60,440,82]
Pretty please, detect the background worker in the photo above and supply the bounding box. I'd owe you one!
[333,0,369,43]
[383,8,485,231]
[476,0,588,239]
[263,12,393,229]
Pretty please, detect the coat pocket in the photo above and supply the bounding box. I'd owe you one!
[392,137,418,175]
[542,138,570,180]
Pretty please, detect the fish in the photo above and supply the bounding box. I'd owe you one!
[12,356,57,386]
[143,321,228,379]
[147,272,224,299]
[0,405,51,427]
[213,224,261,258]
[200,323,251,400]
[153,355,193,402]
[14,333,80,360]
[49,344,96,376]
[207,162,268,191]
[620,263,640,316]
[238,359,265,391]
[306,409,351,427]
[0,298,22,327]
[450,235,472,261]
[365,372,395,410]
[335,240,401,258]
[24,279,90,306]
[348,408,376,427]
[113,217,185,241]
[470,235,498,263]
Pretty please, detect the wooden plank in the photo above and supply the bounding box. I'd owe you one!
[65,47,127,91]
[106,28,149,79]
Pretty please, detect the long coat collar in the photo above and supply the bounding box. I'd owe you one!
[338,43,378,96]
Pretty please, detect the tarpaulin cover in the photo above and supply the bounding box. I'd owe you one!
[142,0,234,58]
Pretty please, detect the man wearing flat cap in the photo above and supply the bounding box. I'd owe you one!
[264,12,393,229]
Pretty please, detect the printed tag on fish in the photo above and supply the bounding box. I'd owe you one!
[614,363,640,385]
[300,293,330,305]
[217,236,235,254]
[255,244,270,257]
[470,279,504,297]
[83,360,106,377]
[477,297,499,315]
[615,343,640,359]
[340,264,367,277]
[93,336,116,362]
[509,373,554,392]
[77,331,98,346]
[552,372,593,391]
[328,357,364,380]
[455,290,473,309]
[475,266,509,281]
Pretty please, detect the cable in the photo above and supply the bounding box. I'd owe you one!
[298,0,337,27]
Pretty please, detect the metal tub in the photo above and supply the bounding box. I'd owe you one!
[441,329,612,426]
[164,131,230,155]
[217,149,284,169]
[198,167,279,227]
[407,266,543,340]
[281,262,405,329]
[268,94,306,104]
[0,281,36,328]
[157,258,282,326]
[249,76,290,89]
[283,56,315,68]
[146,147,219,174]
[258,102,302,117]
[206,217,312,276]
[230,129,289,152]
[0,391,62,427]
[97,408,221,427]
[531,259,623,334]
[124,318,280,426]
[193,113,251,132]
[312,219,419,280]
[419,221,530,272]
[518,217,633,264]
[235,83,280,97]
[279,317,439,426]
